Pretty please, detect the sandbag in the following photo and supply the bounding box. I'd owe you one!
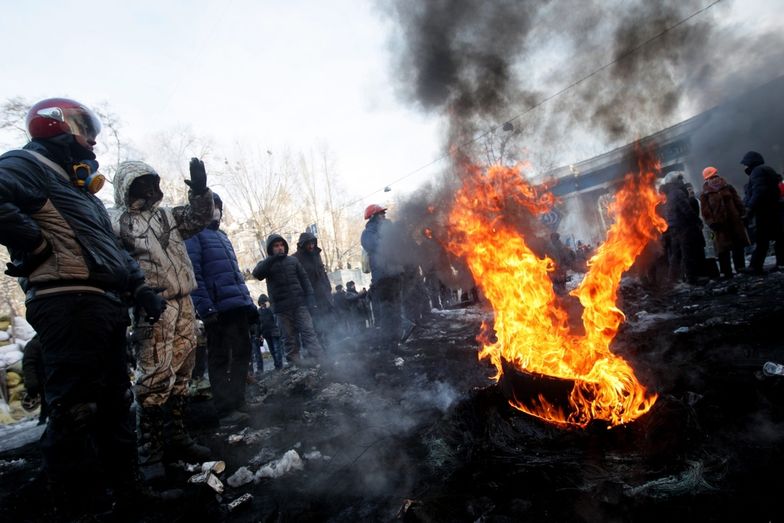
[12,317,35,342]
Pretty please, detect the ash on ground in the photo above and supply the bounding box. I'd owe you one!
[2,274,783,522]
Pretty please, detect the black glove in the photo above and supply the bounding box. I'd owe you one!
[709,223,721,232]
[203,313,219,327]
[134,286,166,324]
[184,157,208,195]
[21,391,40,412]
[5,239,52,277]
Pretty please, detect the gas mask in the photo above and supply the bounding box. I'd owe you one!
[72,159,105,194]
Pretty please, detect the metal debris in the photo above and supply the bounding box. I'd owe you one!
[227,493,253,512]
[188,471,225,493]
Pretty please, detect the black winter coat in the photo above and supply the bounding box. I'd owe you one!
[252,234,315,314]
[257,307,279,338]
[744,163,782,235]
[0,140,145,294]
[292,232,332,309]
[660,181,703,232]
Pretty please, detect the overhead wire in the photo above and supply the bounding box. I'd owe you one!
[340,0,723,211]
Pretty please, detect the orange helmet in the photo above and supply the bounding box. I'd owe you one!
[702,166,718,180]
[364,204,387,220]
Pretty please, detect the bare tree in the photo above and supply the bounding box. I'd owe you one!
[218,143,304,254]
[0,97,29,147]
[295,144,365,271]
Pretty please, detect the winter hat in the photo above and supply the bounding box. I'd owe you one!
[702,166,718,180]
[740,151,764,167]
[212,192,223,210]
[114,160,159,207]
[258,294,269,305]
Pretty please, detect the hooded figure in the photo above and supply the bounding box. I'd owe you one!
[111,158,214,481]
[699,167,749,278]
[660,173,705,284]
[252,234,324,364]
[293,231,334,344]
[741,151,784,272]
[292,232,333,309]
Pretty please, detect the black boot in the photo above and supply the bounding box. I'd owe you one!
[163,395,211,463]
[111,475,184,515]
[137,405,166,482]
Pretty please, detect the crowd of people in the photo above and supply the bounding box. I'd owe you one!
[0,98,458,517]
[1,98,783,517]
[648,155,784,286]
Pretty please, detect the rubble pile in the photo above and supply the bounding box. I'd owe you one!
[1,274,783,521]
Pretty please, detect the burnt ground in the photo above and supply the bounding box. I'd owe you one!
[1,271,784,522]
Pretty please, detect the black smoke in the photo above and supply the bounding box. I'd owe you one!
[382,0,784,159]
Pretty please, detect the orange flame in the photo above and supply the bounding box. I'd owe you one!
[446,150,666,428]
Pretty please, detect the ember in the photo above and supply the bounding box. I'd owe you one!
[446,149,666,427]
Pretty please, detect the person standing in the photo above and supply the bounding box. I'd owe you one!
[699,166,749,278]
[252,234,324,365]
[0,98,166,513]
[741,151,784,274]
[185,193,254,425]
[660,173,706,285]
[257,294,284,370]
[361,205,404,349]
[111,158,214,480]
[345,280,368,332]
[292,231,334,345]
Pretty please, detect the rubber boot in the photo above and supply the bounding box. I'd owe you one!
[163,395,211,463]
[137,405,166,483]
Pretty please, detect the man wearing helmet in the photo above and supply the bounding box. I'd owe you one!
[0,98,167,513]
[361,204,404,350]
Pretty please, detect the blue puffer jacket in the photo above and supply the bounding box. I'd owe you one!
[185,223,253,318]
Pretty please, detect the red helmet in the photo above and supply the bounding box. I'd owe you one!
[702,166,718,180]
[364,204,387,220]
[26,98,101,143]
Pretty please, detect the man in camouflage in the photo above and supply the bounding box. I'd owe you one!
[111,158,214,482]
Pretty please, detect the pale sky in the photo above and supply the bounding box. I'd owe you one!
[1,0,780,208]
[0,0,442,205]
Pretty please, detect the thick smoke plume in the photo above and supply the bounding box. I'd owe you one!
[384,0,784,148]
[376,0,784,287]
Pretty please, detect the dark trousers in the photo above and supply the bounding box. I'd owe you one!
[667,228,704,283]
[263,335,284,369]
[205,308,252,415]
[26,293,136,498]
[371,276,402,346]
[192,341,207,379]
[718,247,746,277]
[250,336,263,374]
[276,306,323,360]
[749,225,784,271]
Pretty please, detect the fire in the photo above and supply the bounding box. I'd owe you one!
[446,150,666,428]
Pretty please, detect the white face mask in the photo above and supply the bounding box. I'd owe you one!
[212,208,222,222]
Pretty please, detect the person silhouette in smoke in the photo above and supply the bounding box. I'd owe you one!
[361,205,404,350]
